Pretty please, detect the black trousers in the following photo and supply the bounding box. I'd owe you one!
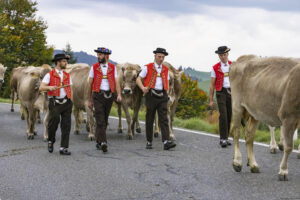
[216,88,232,140]
[48,98,72,148]
[145,90,170,142]
[93,92,114,144]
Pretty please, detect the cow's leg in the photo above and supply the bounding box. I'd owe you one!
[168,105,176,141]
[43,109,49,142]
[154,112,160,138]
[117,103,123,133]
[85,104,95,141]
[36,110,41,124]
[11,90,15,112]
[232,107,244,172]
[269,126,278,154]
[23,106,30,136]
[278,126,284,151]
[73,107,81,135]
[133,102,141,134]
[245,116,259,173]
[27,107,36,140]
[20,104,25,120]
[122,103,133,140]
[278,120,296,181]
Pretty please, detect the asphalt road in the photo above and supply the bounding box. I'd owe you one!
[0,103,300,200]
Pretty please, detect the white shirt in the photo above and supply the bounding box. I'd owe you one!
[211,61,230,88]
[139,62,170,90]
[42,68,73,99]
[89,63,118,91]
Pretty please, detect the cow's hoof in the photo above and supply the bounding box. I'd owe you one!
[11,108,14,112]
[127,135,133,140]
[250,166,260,173]
[37,119,42,124]
[232,163,242,172]
[278,174,288,181]
[88,135,95,141]
[297,153,300,159]
[136,128,141,133]
[33,131,37,136]
[27,135,34,140]
[118,129,123,134]
[83,119,87,124]
[21,116,25,120]
[278,144,284,151]
[270,148,277,154]
[86,125,90,132]
[74,130,79,135]
[170,135,176,141]
[154,132,159,138]
[43,138,48,142]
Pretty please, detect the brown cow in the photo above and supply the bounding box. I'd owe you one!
[18,65,51,139]
[153,62,183,140]
[116,63,142,139]
[0,64,7,90]
[230,55,300,181]
[69,64,96,140]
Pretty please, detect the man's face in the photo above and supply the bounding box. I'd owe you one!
[154,53,165,65]
[97,53,107,63]
[58,59,68,69]
[218,53,229,64]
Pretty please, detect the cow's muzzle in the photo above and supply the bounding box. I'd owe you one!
[0,79,4,83]
[123,88,132,94]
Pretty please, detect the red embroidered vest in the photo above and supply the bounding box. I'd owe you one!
[143,63,169,91]
[213,61,232,91]
[47,69,71,98]
[92,62,116,93]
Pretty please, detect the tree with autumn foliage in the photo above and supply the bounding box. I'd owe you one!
[0,0,53,97]
[176,73,209,119]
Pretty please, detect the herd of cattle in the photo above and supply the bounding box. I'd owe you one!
[0,56,299,181]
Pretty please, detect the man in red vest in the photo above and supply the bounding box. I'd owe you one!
[39,53,73,155]
[209,46,232,148]
[87,47,122,153]
[136,47,176,150]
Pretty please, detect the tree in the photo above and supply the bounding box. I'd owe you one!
[176,73,209,119]
[63,43,77,64]
[0,0,53,97]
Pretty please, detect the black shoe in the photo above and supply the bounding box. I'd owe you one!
[220,140,227,148]
[59,148,71,155]
[48,142,53,153]
[101,142,108,153]
[96,143,101,150]
[226,140,232,146]
[146,142,152,149]
[164,141,176,150]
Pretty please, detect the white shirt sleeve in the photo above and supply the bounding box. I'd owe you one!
[89,66,94,78]
[42,73,50,84]
[211,68,216,78]
[167,71,170,80]
[139,65,147,78]
[115,67,117,78]
[69,76,73,85]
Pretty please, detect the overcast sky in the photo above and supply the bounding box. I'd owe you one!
[36,0,300,71]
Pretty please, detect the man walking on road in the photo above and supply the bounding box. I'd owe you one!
[39,53,73,155]
[209,46,232,148]
[136,47,176,150]
[88,47,122,153]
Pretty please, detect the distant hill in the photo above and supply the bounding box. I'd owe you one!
[54,50,117,66]
[183,67,210,82]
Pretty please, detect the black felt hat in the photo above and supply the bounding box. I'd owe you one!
[52,53,70,62]
[153,47,168,56]
[94,47,112,55]
[215,46,230,54]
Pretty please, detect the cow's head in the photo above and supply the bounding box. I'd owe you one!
[39,64,51,79]
[0,64,7,90]
[121,64,141,95]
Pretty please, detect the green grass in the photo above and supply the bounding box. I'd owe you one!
[0,97,13,104]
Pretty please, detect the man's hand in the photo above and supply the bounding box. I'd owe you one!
[142,86,149,94]
[48,86,58,91]
[88,99,93,110]
[117,94,122,102]
[209,101,214,109]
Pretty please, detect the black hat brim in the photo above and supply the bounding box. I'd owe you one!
[52,56,70,62]
[153,51,168,56]
[94,50,111,55]
[215,48,230,54]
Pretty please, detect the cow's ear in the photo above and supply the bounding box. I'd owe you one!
[137,69,142,76]
[121,66,125,73]
[30,72,39,79]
